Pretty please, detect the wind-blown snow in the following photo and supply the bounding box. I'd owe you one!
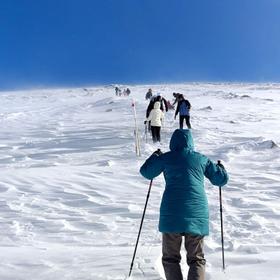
[0,83,279,280]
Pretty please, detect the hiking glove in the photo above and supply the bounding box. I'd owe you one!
[153,149,162,156]
[217,160,225,169]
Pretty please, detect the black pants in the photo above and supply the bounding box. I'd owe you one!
[151,126,161,142]
[148,121,151,132]
[179,115,191,129]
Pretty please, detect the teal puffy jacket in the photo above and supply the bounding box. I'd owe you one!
[140,129,229,236]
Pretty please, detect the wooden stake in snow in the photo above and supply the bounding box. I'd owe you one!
[132,99,141,156]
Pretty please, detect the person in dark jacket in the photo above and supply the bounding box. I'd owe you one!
[115,86,120,96]
[175,95,191,129]
[146,93,168,118]
[140,129,229,280]
[126,88,131,96]
[145,88,153,100]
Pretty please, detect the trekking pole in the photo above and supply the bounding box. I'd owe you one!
[145,122,148,143]
[217,160,226,270]
[128,179,153,278]
[219,185,225,271]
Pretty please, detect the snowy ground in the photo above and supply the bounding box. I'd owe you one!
[0,83,279,280]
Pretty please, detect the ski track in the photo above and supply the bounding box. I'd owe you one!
[0,84,279,279]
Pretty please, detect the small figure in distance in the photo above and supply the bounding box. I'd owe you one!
[146,88,153,100]
[126,88,131,96]
[115,86,120,96]
[145,101,164,142]
[174,94,191,129]
[146,93,168,132]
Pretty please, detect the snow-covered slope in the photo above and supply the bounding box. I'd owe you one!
[0,83,279,280]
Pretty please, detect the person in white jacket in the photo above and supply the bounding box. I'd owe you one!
[146,101,164,142]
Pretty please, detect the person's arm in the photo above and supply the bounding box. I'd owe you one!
[163,98,168,112]
[186,100,191,109]
[146,102,152,118]
[140,151,164,180]
[204,157,229,187]
[174,101,180,119]
[146,110,153,121]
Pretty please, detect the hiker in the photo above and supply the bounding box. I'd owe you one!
[140,129,229,280]
[145,101,164,142]
[126,88,131,96]
[115,87,120,96]
[145,88,153,100]
[146,94,168,133]
[175,95,191,129]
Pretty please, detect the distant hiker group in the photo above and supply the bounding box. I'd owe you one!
[112,86,192,144]
[144,89,192,143]
[115,86,131,96]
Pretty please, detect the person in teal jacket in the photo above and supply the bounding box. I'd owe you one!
[140,129,228,280]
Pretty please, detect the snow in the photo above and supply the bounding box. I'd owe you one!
[0,83,279,279]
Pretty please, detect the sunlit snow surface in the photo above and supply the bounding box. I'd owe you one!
[0,83,279,280]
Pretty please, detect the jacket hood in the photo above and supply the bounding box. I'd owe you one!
[153,101,161,109]
[169,129,194,151]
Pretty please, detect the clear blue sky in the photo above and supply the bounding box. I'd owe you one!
[1,0,280,89]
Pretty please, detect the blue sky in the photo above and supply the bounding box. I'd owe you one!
[1,0,280,89]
